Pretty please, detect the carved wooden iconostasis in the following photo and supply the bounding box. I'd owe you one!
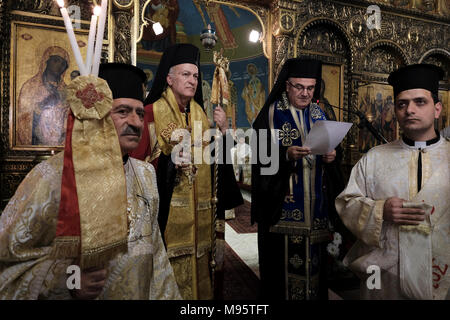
[273,0,450,169]
[1,0,449,210]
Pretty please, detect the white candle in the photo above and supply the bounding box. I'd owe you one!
[85,6,100,74]
[57,0,87,76]
[92,0,108,76]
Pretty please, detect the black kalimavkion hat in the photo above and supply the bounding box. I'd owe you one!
[99,63,147,102]
[388,64,444,98]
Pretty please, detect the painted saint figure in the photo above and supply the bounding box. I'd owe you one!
[201,73,214,126]
[17,46,70,146]
[381,95,396,141]
[241,63,265,126]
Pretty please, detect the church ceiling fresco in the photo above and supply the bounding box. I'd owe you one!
[136,0,269,129]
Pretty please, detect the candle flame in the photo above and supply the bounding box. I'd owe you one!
[56,0,65,8]
[93,6,101,16]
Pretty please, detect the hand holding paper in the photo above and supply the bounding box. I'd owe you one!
[303,120,352,155]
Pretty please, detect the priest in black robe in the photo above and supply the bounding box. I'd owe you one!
[251,57,345,300]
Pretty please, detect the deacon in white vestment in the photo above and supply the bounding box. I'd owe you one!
[336,64,450,300]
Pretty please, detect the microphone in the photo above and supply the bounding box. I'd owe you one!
[330,104,389,144]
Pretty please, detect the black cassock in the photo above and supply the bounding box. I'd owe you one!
[251,102,352,300]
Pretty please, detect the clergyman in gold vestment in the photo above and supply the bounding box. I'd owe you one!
[0,63,180,300]
[130,44,243,299]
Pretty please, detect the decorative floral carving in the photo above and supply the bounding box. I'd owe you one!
[298,24,348,57]
[363,46,405,74]
[290,280,306,300]
[113,9,132,64]
[422,54,450,79]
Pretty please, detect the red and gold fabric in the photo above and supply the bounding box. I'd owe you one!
[51,75,127,269]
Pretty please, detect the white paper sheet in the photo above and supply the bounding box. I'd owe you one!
[303,120,352,155]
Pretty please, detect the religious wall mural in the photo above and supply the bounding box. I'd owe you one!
[137,0,269,129]
[241,63,266,125]
[320,64,344,122]
[141,0,179,53]
[11,21,88,149]
[357,84,397,153]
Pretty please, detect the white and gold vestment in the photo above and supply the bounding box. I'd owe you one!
[336,137,450,299]
[0,152,181,300]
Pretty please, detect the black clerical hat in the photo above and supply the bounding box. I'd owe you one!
[388,64,444,98]
[144,43,204,108]
[286,58,322,81]
[98,63,147,102]
[168,43,200,68]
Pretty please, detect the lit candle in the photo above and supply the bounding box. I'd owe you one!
[86,6,101,74]
[92,0,108,76]
[56,0,87,76]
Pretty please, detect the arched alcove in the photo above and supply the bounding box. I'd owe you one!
[355,42,408,153]
[294,19,353,124]
[362,41,408,75]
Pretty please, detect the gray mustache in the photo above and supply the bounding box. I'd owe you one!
[121,125,141,136]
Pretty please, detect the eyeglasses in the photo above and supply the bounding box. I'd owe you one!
[286,80,315,93]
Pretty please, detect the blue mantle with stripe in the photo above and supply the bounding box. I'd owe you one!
[270,101,330,240]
